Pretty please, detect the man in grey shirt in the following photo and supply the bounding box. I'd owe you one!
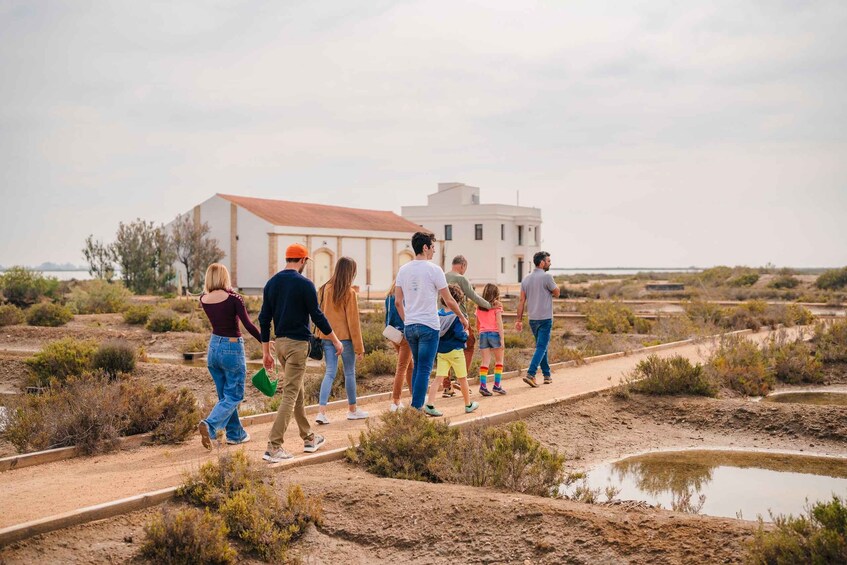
[515,251,560,387]
[445,255,491,391]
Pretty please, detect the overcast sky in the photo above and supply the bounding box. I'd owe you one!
[1,0,845,269]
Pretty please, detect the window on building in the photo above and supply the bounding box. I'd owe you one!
[475,224,483,240]
[445,224,452,241]
[501,257,505,273]
[500,224,505,240]
[535,226,539,244]
[518,225,523,246]
[471,194,479,204]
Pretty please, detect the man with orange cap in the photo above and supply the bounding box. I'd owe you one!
[259,243,344,463]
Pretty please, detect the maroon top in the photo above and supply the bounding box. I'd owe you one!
[200,291,261,342]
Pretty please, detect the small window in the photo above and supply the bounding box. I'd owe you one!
[500,224,505,240]
[518,225,523,246]
[534,226,539,244]
[445,224,452,241]
[500,257,505,274]
[471,194,479,204]
[474,224,483,240]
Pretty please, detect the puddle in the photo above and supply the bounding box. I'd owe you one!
[566,449,847,520]
[762,392,847,407]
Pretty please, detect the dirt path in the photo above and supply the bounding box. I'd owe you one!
[0,328,800,529]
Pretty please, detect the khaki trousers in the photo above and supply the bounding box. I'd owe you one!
[267,337,313,450]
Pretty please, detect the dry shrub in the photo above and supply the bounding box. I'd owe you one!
[815,267,847,290]
[180,335,208,354]
[503,347,529,372]
[346,408,457,482]
[813,319,847,363]
[141,507,236,565]
[246,341,263,360]
[123,304,153,325]
[146,309,195,332]
[769,275,800,289]
[92,340,136,379]
[25,337,98,387]
[169,298,198,313]
[746,495,847,564]
[633,317,653,334]
[763,331,823,385]
[242,296,262,314]
[0,304,24,326]
[361,321,389,354]
[431,422,565,497]
[583,301,635,333]
[581,332,630,356]
[629,354,717,397]
[66,280,131,314]
[357,349,397,377]
[26,302,73,327]
[504,331,532,348]
[120,381,200,443]
[180,451,269,508]
[654,315,699,342]
[684,299,724,327]
[547,340,585,365]
[705,335,773,396]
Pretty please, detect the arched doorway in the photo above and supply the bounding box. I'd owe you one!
[398,251,414,268]
[313,249,334,288]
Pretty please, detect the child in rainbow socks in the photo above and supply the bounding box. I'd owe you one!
[476,284,506,396]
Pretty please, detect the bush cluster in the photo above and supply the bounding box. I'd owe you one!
[705,335,773,396]
[123,304,153,325]
[25,338,99,387]
[26,302,73,327]
[92,340,137,379]
[357,349,397,377]
[746,495,847,564]
[176,451,321,561]
[0,266,60,307]
[629,354,717,397]
[169,299,197,314]
[346,410,564,497]
[763,332,823,385]
[361,321,389,354]
[146,309,194,332]
[769,275,800,289]
[3,373,200,454]
[66,280,132,314]
[583,301,636,333]
[180,335,208,354]
[815,267,847,290]
[728,273,760,287]
[0,304,24,326]
[141,507,236,564]
[813,319,847,363]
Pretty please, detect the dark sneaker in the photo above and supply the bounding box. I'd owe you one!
[478,385,493,397]
[198,421,212,450]
[303,434,325,453]
[492,385,507,395]
[522,375,539,388]
[543,375,553,385]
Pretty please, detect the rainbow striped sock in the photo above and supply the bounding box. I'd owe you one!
[479,366,488,386]
[494,364,503,386]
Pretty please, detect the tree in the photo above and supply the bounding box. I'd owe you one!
[112,219,176,294]
[170,215,224,293]
[82,235,116,281]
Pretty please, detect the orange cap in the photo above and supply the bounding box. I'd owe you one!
[286,243,310,259]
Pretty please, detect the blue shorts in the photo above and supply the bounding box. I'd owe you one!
[478,331,502,349]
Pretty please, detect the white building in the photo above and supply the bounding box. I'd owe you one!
[401,183,542,284]
[176,194,423,294]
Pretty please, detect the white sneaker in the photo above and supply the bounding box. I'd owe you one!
[315,413,330,425]
[389,401,405,412]
[347,408,369,420]
[263,448,293,463]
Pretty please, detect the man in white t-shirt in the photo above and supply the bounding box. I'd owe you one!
[395,232,468,415]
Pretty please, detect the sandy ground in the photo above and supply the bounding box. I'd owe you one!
[4,379,846,564]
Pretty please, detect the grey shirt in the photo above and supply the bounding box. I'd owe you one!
[445,271,491,317]
[521,268,557,320]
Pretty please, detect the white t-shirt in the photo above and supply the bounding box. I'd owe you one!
[395,259,448,330]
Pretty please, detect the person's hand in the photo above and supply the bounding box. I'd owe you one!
[333,339,344,356]
[460,315,469,331]
[263,352,275,371]
[356,352,364,362]
[515,320,523,332]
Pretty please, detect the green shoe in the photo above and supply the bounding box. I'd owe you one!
[465,401,479,414]
[424,405,443,417]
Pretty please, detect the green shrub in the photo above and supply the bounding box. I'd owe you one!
[815,267,847,290]
[25,338,98,387]
[357,349,397,377]
[0,304,24,326]
[146,309,194,332]
[123,304,153,324]
[0,266,59,307]
[764,333,823,385]
[746,495,847,564]
[728,273,760,287]
[633,317,653,334]
[705,335,773,396]
[361,321,388,354]
[813,320,847,363]
[169,299,197,314]
[141,507,236,565]
[684,299,724,327]
[697,266,734,285]
[769,275,800,289]
[629,354,717,396]
[66,280,132,314]
[180,335,208,354]
[92,340,137,379]
[583,301,635,333]
[26,302,73,327]
[179,451,269,508]
[346,408,457,482]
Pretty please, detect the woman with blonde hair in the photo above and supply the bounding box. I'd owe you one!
[314,257,367,424]
[385,277,413,411]
[197,263,262,449]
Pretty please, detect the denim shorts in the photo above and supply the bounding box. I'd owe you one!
[478,331,502,349]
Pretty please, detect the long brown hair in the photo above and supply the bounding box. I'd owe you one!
[479,283,500,310]
[325,256,357,307]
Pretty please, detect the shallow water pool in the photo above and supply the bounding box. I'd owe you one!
[762,392,847,407]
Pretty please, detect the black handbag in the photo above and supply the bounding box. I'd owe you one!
[309,286,325,361]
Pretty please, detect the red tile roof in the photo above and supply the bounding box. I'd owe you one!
[217,194,423,233]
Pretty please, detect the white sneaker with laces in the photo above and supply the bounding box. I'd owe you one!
[389,401,405,412]
[263,447,293,463]
[347,408,369,420]
[315,413,330,425]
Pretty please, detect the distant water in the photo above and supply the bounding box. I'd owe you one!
[33,270,93,281]
[551,268,701,276]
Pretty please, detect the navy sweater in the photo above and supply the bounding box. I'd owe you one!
[258,270,332,342]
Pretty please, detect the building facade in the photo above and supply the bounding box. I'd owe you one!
[401,183,543,284]
[175,194,423,294]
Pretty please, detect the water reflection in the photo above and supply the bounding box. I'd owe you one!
[762,392,847,407]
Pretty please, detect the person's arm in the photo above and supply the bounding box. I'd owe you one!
[234,294,262,342]
[548,275,561,298]
[460,277,491,310]
[258,285,275,370]
[395,286,405,321]
[347,290,365,359]
[439,287,469,330]
[496,308,504,345]
[515,290,527,331]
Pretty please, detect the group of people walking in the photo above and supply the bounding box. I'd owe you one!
[196,232,559,464]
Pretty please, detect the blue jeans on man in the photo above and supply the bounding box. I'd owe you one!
[319,339,357,406]
[204,335,248,443]
[404,323,440,409]
[528,318,552,377]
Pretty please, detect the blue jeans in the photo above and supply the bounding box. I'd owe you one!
[204,335,248,442]
[320,339,357,406]
[528,319,553,377]
[404,323,439,409]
